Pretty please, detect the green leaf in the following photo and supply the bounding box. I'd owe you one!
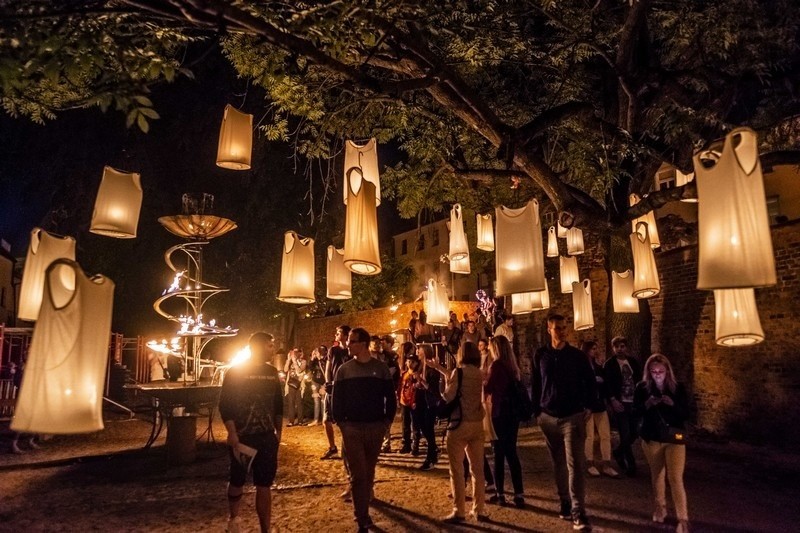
[137,113,149,132]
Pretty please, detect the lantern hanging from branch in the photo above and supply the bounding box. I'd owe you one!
[612,270,640,313]
[450,250,471,275]
[695,127,776,290]
[90,166,143,238]
[18,228,76,322]
[630,222,660,298]
[476,213,495,251]
[343,168,382,275]
[714,288,765,346]
[449,204,469,261]
[278,231,315,304]
[326,246,351,300]
[566,227,585,255]
[676,170,698,202]
[343,138,381,206]
[547,226,559,257]
[11,259,114,434]
[216,104,253,170]
[495,200,546,295]
[559,255,580,294]
[511,282,550,315]
[572,279,594,331]
[557,220,567,238]
[629,193,661,249]
[425,278,450,326]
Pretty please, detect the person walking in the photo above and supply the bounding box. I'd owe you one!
[321,325,350,460]
[283,348,307,426]
[415,343,440,469]
[581,340,620,478]
[604,336,642,476]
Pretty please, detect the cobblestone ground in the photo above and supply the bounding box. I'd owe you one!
[1,410,799,532]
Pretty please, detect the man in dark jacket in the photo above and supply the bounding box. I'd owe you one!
[603,336,642,476]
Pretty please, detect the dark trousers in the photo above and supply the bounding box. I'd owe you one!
[340,421,385,527]
[493,411,523,496]
[613,404,638,472]
[401,405,418,447]
[411,404,437,461]
[539,411,587,514]
[462,456,495,486]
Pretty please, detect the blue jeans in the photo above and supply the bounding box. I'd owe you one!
[538,411,587,514]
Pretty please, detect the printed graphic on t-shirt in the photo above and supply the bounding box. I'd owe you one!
[620,360,634,403]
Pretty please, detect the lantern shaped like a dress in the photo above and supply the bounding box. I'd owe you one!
[343,168,382,275]
[11,259,114,434]
[572,279,594,331]
[326,246,351,300]
[278,231,315,304]
[495,200,545,295]
[714,288,764,346]
[547,226,559,257]
[18,228,76,322]
[566,227,585,255]
[511,283,550,315]
[449,204,469,261]
[557,220,567,238]
[560,255,580,294]
[425,279,449,326]
[343,138,381,206]
[695,127,776,289]
[450,250,471,275]
[629,193,660,249]
[630,222,660,298]
[612,270,640,313]
[677,170,697,202]
[216,104,253,170]
[90,166,143,238]
[476,213,495,251]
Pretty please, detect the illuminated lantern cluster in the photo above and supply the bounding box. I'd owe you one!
[449,204,469,261]
[630,222,660,298]
[278,231,315,304]
[559,255,579,294]
[18,228,76,322]
[629,193,660,249]
[495,200,546,295]
[566,227,585,255]
[572,279,594,331]
[216,104,253,170]
[343,168,382,275]
[612,270,639,313]
[547,226,559,257]
[425,278,450,326]
[476,213,495,251]
[511,282,551,315]
[90,166,143,239]
[326,246,352,300]
[343,139,381,206]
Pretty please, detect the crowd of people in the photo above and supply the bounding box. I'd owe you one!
[219,311,691,533]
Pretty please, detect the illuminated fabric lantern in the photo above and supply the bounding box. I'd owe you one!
[511,282,550,315]
[572,279,594,331]
[278,231,315,304]
[343,138,381,206]
[630,222,660,298]
[566,227,585,255]
[18,228,76,321]
[629,193,660,249]
[557,220,567,238]
[343,168,382,275]
[476,213,495,251]
[547,226,559,257]
[89,166,143,238]
[216,104,253,170]
[559,255,580,294]
[695,127,776,289]
[714,288,764,346]
[450,250,471,275]
[495,200,546,295]
[11,259,114,434]
[326,246,351,300]
[449,204,469,261]
[676,170,697,203]
[425,278,450,326]
[612,270,640,313]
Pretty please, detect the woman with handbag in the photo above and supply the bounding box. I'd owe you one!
[634,353,690,533]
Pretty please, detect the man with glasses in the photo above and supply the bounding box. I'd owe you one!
[604,336,642,477]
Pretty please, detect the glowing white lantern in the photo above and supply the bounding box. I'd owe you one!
[476,213,495,251]
[714,288,764,346]
[566,227,585,255]
[511,283,550,315]
[630,222,660,298]
[449,204,469,260]
[547,226,559,257]
[326,246,351,300]
[450,250,471,274]
[278,231,315,304]
[343,138,381,206]
[612,270,640,313]
[18,228,76,321]
[629,193,660,249]
[425,278,450,326]
[495,200,546,295]
[216,104,253,170]
[676,170,697,202]
[572,279,594,331]
[695,127,776,289]
[343,168,382,275]
[559,255,580,294]
[557,220,567,238]
[89,166,143,239]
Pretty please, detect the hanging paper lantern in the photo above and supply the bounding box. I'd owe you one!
[557,220,567,238]
[695,127,776,290]
[278,231,315,304]
[566,227,585,255]
[559,255,580,294]
[495,200,546,295]
[449,204,469,260]
[343,138,381,206]
[612,270,640,313]
[450,250,471,275]
[326,246,351,300]
[90,166,143,239]
[630,222,660,298]
[18,228,76,322]
[572,279,594,331]
[676,170,698,203]
[629,193,661,249]
[547,226,559,257]
[216,104,253,170]
[343,168,382,275]
[714,288,764,346]
[511,282,550,315]
[476,213,495,251]
[425,278,450,326]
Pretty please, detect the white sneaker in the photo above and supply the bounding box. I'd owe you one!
[587,465,601,477]
[11,444,23,455]
[226,517,240,533]
[602,465,621,478]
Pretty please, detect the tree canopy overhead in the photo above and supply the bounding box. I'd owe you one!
[2,0,799,234]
